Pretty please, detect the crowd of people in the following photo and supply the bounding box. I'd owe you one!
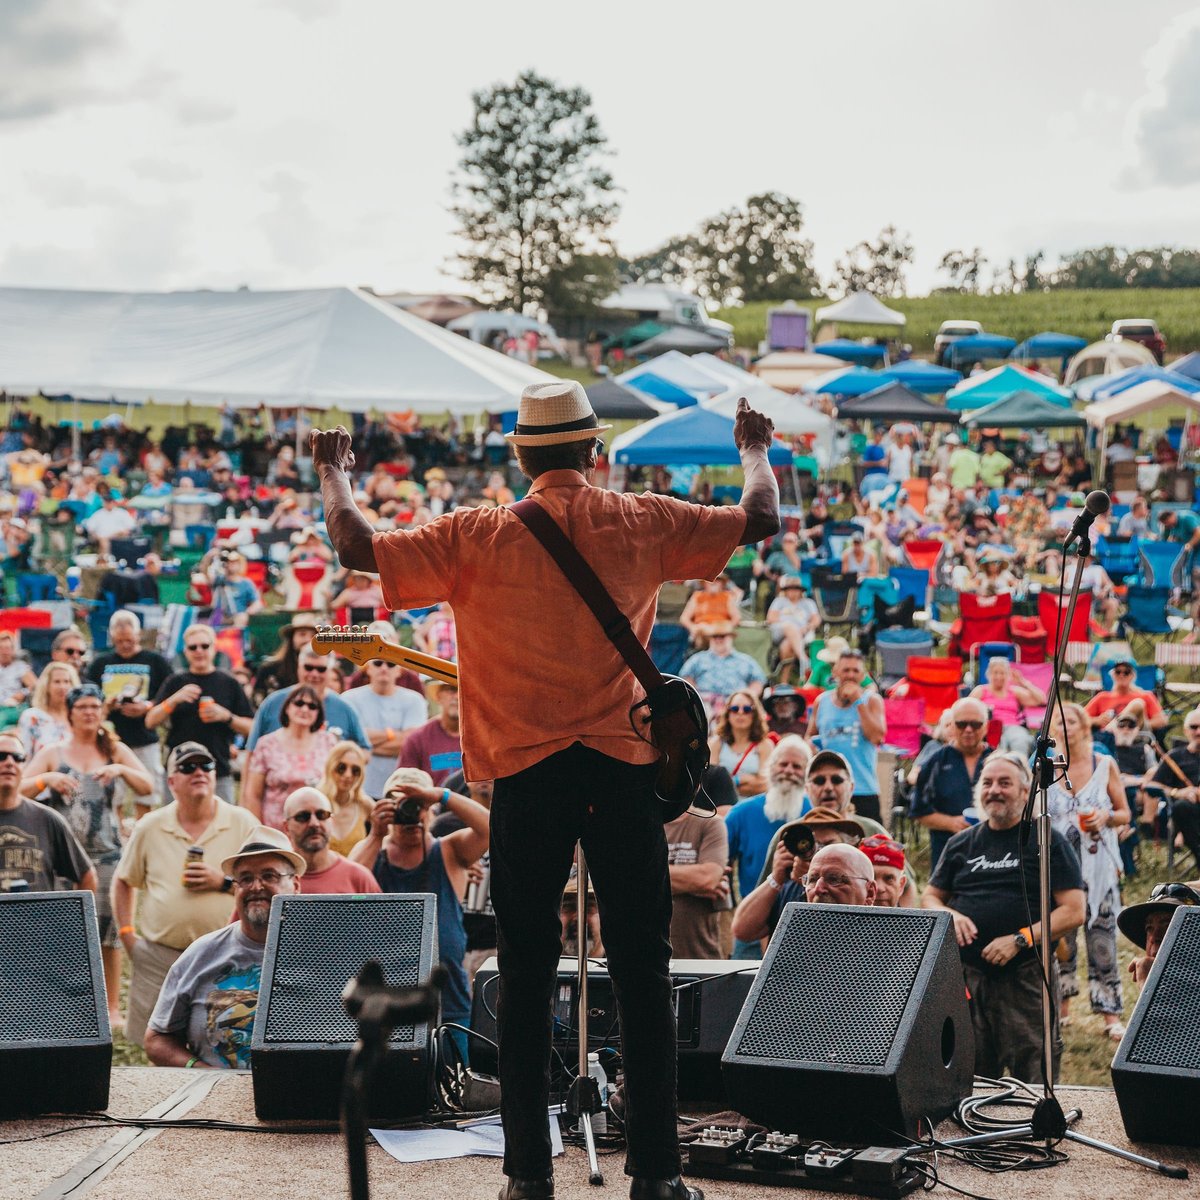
[0,400,1195,1090]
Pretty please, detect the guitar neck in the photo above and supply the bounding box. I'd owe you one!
[374,643,459,686]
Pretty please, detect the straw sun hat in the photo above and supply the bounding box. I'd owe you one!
[505,381,613,447]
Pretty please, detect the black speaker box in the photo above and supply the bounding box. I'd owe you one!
[721,904,973,1143]
[1112,906,1200,1145]
[0,890,111,1116]
[470,957,756,1101]
[250,893,438,1120]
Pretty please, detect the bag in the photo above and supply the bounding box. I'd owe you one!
[511,499,713,822]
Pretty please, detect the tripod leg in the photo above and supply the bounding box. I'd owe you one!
[576,845,603,1186]
[1063,1130,1188,1179]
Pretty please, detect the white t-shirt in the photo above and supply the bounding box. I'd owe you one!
[888,442,914,481]
[84,506,136,541]
[341,684,430,798]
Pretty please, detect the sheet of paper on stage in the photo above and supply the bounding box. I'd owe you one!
[371,1113,563,1163]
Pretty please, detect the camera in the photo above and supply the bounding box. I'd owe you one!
[393,797,424,826]
[781,824,815,859]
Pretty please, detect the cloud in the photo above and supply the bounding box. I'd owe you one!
[1127,10,1200,187]
[174,97,237,126]
[0,0,119,121]
[257,171,326,272]
[129,157,203,185]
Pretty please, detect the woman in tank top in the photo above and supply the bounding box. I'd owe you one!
[708,690,775,806]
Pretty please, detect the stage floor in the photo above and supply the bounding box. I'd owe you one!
[4,1068,1194,1200]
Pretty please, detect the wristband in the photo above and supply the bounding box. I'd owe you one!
[119,925,136,936]
[766,876,781,890]
[164,700,176,714]
[1019,926,1033,944]
[184,1056,199,1069]
[441,787,451,806]
[34,775,45,793]
[385,728,396,742]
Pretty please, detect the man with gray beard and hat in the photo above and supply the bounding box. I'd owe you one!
[724,736,810,959]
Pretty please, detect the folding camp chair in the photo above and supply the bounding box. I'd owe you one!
[904,539,944,578]
[969,641,1016,684]
[823,521,862,563]
[1010,614,1048,663]
[16,627,65,676]
[1037,588,1092,661]
[1156,642,1200,716]
[888,567,930,612]
[1120,585,1176,658]
[894,655,964,725]
[875,628,933,689]
[1139,540,1189,591]
[1097,662,1162,695]
[1094,535,1140,586]
[15,573,59,605]
[812,574,858,640]
[856,576,899,624]
[950,592,1013,659]
[0,608,52,634]
[901,478,927,515]
[650,623,690,676]
[109,536,152,567]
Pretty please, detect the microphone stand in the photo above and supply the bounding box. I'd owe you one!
[941,530,1188,1178]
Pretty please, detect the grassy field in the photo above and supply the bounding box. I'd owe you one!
[715,289,1200,358]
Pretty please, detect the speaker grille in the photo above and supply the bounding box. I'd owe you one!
[1127,911,1200,1069]
[0,894,100,1041]
[260,897,427,1045]
[735,907,935,1066]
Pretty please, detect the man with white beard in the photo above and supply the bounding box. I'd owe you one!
[724,736,810,959]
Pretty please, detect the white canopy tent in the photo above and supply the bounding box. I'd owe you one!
[1084,380,1200,467]
[704,383,836,466]
[752,350,852,393]
[816,292,906,327]
[1064,338,1155,387]
[0,285,553,413]
[617,350,733,404]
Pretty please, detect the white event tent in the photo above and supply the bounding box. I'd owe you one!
[0,285,553,413]
[816,292,906,327]
[704,383,836,466]
[1084,379,1200,465]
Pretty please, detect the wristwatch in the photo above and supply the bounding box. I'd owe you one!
[1013,930,1032,950]
[220,875,235,894]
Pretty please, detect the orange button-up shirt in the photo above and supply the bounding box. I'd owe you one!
[373,471,746,781]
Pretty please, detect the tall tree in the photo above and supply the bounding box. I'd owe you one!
[450,70,619,312]
[937,247,988,293]
[831,225,915,297]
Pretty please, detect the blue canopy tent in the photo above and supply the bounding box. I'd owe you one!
[809,366,889,397]
[1074,363,1200,403]
[945,364,1073,411]
[878,359,962,394]
[611,405,793,466]
[1172,352,1200,382]
[812,339,888,366]
[1010,332,1087,362]
[948,332,1018,367]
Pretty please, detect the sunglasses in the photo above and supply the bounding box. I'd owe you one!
[176,760,216,775]
[710,633,733,640]
[185,643,213,652]
[1148,883,1200,904]
[809,773,846,787]
[0,749,26,764]
[303,664,328,673]
[955,720,984,731]
[289,809,332,824]
[1186,726,1200,734]
[369,660,398,668]
[727,704,755,714]
[291,700,320,711]
[335,762,363,776]
[1111,667,1133,675]
[1116,719,1138,728]
[61,647,86,657]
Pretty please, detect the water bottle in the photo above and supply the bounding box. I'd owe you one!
[587,1052,608,1135]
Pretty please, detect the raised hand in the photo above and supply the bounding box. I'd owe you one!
[310,427,356,475]
[733,397,775,454]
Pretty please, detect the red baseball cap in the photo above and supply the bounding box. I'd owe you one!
[860,833,905,871]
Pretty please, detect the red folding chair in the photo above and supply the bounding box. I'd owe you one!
[1037,589,1092,661]
[904,539,944,576]
[1010,614,1048,663]
[892,656,964,725]
[0,608,52,632]
[949,593,1013,659]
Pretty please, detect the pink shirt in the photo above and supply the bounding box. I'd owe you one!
[248,728,340,830]
[373,472,745,780]
[298,854,382,895]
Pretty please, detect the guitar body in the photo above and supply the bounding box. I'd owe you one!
[633,675,714,822]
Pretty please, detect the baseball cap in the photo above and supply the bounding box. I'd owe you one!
[1109,654,1138,671]
[167,741,215,773]
[860,833,906,871]
[807,749,852,778]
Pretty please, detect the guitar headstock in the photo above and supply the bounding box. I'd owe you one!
[311,624,393,668]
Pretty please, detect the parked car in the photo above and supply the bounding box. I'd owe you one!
[1110,318,1166,364]
[933,319,983,366]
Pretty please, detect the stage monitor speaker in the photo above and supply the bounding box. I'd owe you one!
[0,890,111,1116]
[1112,905,1200,1146]
[250,893,438,1120]
[721,904,973,1143]
[470,957,756,1101]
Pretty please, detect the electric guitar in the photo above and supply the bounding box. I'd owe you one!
[310,626,458,685]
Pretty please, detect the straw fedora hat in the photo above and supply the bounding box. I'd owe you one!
[505,381,613,446]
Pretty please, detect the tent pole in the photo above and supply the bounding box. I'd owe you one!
[72,396,81,461]
[1095,421,1110,486]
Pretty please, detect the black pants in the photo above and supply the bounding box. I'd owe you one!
[490,744,679,1180]
[852,793,881,824]
[1172,798,1200,865]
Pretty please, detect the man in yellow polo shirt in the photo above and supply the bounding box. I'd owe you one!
[111,741,259,1044]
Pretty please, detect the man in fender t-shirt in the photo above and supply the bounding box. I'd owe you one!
[924,751,1085,1084]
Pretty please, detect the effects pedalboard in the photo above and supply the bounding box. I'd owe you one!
[683,1126,921,1198]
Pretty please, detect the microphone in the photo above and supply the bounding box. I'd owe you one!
[1064,490,1111,549]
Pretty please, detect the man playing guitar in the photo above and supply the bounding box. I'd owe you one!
[312,382,778,1200]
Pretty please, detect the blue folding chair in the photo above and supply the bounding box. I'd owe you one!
[1121,584,1176,657]
[1139,541,1188,591]
[1099,662,1163,693]
[650,623,690,676]
[888,566,930,611]
[1094,535,1140,585]
[184,524,216,552]
[15,573,59,605]
[857,576,899,623]
[970,641,1016,683]
[824,521,861,563]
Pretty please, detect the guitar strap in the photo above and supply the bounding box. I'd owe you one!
[510,498,665,697]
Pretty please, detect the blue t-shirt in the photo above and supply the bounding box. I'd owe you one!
[724,794,810,901]
[813,691,879,798]
[244,686,371,752]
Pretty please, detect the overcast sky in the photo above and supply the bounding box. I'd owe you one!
[4,0,1200,301]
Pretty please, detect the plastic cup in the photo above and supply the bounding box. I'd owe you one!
[962,806,981,825]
